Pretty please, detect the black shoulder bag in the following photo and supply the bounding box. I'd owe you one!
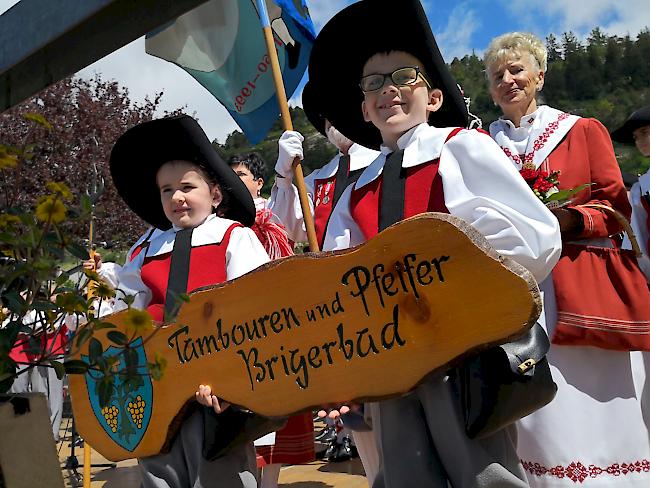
[378,149,557,440]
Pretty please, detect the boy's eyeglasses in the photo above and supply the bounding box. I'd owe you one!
[359,67,431,93]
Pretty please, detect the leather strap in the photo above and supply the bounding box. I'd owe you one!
[164,227,193,321]
[378,150,405,232]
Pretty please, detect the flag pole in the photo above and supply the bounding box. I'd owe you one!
[255,0,320,252]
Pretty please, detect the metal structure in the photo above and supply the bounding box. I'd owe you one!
[0,0,209,111]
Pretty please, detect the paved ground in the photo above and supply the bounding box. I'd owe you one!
[57,415,369,488]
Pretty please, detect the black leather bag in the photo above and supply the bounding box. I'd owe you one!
[458,322,557,439]
[201,406,287,461]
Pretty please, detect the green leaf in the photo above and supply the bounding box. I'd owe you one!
[93,321,117,330]
[75,328,92,348]
[23,112,53,130]
[67,241,90,261]
[79,194,93,215]
[2,291,26,315]
[89,338,103,362]
[97,376,114,408]
[545,184,593,202]
[63,359,89,375]
[0,358,17,393]
[49,360,66,380]
[107,331,128,346]
[124,347,138,369]
[31,300,58,312]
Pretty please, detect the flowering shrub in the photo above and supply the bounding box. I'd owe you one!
[0,114,164,407]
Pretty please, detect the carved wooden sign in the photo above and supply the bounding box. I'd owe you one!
[69,213,541,461]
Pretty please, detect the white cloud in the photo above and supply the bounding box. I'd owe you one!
[434,2,480,61]
[77,37,239,143]
[505,0,650,38]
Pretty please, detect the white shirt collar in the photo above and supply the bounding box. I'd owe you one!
[357,124,457,188]
[314,144,381,180]
[489,105,579,169]
[148,214,238,256]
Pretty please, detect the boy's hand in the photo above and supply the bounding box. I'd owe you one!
[83,252,102,271]
[318,403,353,420]
[195,384,230,414]
[275,131,304,178]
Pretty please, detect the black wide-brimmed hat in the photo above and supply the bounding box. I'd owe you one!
[302,80,327,136]
[611,106,650,144]
[307,0,468,150]
[110,115,255,230]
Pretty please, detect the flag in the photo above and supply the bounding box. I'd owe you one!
[145,0,316,144]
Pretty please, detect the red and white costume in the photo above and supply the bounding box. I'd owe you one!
[627,170,650,281]
[102,214,269,320]
[491,105,650,487]
[323,122,561,488]
[324,123,560,282]
[268,143,380,245]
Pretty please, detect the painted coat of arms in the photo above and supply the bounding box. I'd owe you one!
[82,337,153,451]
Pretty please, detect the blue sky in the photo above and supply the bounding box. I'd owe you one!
[1,0,649,141]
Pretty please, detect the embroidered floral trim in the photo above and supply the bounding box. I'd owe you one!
[501,112,571,167]
[522,459,650,483]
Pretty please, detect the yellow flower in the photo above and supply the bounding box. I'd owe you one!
[45,182,73,201]
[0,214,20,228]
[90,280,116,300]
[35,196,67,224]
[123,308,153,334]
[55,292,86,314]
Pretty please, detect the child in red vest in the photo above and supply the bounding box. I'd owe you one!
[106,115,271,488]
[310,1,562,487]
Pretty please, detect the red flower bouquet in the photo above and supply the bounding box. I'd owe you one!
[519,164,590,209]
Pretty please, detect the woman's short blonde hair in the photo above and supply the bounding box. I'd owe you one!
[483,32,547,77]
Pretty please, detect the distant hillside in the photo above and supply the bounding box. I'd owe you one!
[214,27,650,191]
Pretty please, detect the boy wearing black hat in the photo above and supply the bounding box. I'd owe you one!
[612,106,650,281]
[311,1,562,486]
[107,115,270,488]
[269,80,379,248]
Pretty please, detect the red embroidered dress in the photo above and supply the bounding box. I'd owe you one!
[490,106,650,487]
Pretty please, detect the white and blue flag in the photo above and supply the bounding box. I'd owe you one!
[146,0,315,144]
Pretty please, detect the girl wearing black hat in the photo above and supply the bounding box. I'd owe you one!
[311,1,562,487]
[105,115,270,488]
[613,106,650,282]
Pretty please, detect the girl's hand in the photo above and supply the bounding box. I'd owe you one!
[195,384,230,414]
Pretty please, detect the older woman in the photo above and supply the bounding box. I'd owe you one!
[484,32,650,487]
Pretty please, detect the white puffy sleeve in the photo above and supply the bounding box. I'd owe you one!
[628,179,650,281]
[322,185,367,251]
[440,129,562,282]
[267,168,317,243]
[97,250,152,316]
[226,226,271,280]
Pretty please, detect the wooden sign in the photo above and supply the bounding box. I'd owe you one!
[69,213,541,461]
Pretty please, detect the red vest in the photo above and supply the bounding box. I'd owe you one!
[350,159,449,240]
[350,128,462,240]
[140,223,239,321]
[313,175,337,245]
